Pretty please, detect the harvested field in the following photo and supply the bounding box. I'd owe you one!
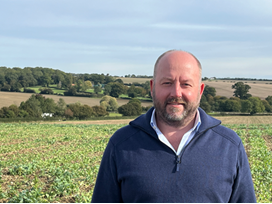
[204,80,272,99]
[115,77,151,84]
[117,78,272,99]
[0,91,153,109]
[215,115,272,125]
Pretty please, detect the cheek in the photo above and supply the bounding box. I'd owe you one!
[184,90,200,101]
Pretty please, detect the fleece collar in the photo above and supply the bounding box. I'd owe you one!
[129,107,221,139]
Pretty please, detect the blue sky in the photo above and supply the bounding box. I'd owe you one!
[1,0,272,78]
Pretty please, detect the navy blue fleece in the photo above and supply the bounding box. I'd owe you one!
[91,107,256,203]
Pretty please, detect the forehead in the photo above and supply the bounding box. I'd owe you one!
[155,51,201,80]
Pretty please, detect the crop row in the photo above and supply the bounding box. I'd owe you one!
[229,124,272,202]
[0,123,272,202]
[0,123,124,202]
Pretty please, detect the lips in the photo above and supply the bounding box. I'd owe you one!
[166,98,187,106]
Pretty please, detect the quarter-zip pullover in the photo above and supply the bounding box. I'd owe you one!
[91,107,256,203]
[150,108,201,155]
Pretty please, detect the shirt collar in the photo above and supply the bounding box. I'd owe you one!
[150,108,201,133]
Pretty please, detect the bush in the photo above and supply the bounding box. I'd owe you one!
[24,88,36,93]
[68,103,93,119]
[92,106,109,117]
[64,108,73,119]
[118,102,142,116]
[1,84,11,91]
[39,88,54,94]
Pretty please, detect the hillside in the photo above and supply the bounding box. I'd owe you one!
[0,92,153,109]
[204,80,272,99]
[1,78,272,109]
[117,77,272,100]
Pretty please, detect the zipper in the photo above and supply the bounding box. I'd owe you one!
[175,122,219,172]
[175,130,204,172]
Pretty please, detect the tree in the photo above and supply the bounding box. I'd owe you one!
[55,98,67,116]
[65,87,77,96]
[241,100,253,113]
[84,80,93,89]
[127,85,137,98]
[232,82,252,99]
[19,94,42,117]
[200,102,211,113]
[100,96,119,112]
[40,74,52,87]
[248,97,265,115]
[9,104,19,117]
[0,74,6,86]
[10,80,22,92]
[223,99,241,112]
[265,96,272,106]
[94,86,102,94]
[109,82,126,98]
[203,85,216,97]
[128,98,141,105]
[114,78,124,84]
[103,84,112,95]
[104,75,114,84]
[262,100,272,113]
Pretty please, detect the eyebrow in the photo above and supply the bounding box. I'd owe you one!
[160,77,193,82]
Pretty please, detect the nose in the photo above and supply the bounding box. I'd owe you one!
[170,82,182,98]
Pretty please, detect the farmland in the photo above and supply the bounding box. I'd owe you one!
[117,77,272,99]
[0,116,272,202]
[0,91,153,109]
[1,78,272,109]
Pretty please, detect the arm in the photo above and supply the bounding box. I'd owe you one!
[229,141,256,203]
[91,140,122,203]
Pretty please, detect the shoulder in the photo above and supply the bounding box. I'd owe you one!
[212,125,241,146]
[109,124,140,146]
[198,108,241,147]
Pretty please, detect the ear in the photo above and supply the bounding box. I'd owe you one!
[150,79,154,97]
[199,82,205,96]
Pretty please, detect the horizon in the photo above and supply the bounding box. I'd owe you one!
[2,65,272,81]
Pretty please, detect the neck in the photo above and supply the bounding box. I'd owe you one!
[156,111,197,136]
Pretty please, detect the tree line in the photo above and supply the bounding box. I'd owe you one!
[0,94,151,120]
[0,66,151,99]
[200,82,272,115]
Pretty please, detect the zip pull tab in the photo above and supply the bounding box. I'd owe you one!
[176,154,181,172]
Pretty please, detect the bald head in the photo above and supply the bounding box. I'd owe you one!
[153,50,202,82]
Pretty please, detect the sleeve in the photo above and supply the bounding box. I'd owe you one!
[91,139,122,203]
[229,141,256,203]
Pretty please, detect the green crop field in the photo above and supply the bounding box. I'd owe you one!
[0,122,272,202]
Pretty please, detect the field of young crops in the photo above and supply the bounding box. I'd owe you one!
[0,122,272,203]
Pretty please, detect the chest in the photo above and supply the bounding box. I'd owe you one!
[115,141,237,202]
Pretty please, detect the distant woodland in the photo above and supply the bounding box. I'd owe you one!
[1,66,272,120]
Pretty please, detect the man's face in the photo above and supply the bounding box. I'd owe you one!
[150,51,204,127]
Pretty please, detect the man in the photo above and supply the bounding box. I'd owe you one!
[91,50,256,202]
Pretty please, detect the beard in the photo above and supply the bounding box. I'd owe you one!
[152,90,200,128]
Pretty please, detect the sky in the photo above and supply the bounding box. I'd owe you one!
[1,0,272,79]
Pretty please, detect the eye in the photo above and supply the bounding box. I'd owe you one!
[182,83,191,87]
[162,82,172,85]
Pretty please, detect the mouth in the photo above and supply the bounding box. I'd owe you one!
[167,102,184,106]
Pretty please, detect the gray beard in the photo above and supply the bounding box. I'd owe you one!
[152,90,199,128]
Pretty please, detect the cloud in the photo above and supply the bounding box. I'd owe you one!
[151,23,272,32]
[202,57,272,78]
